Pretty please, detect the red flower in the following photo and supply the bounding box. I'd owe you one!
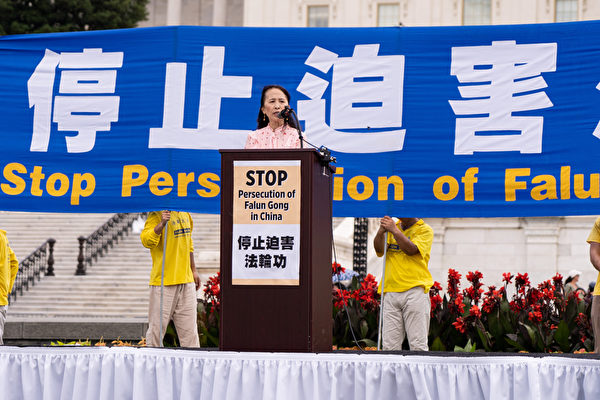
[515,273,531,291]
[332,262,345,275]
[430,294,443,316]
[552,273,563,286]
[502,272,514,284]
[466,271,483,283]
[447,269,462,297]
[203,272,221,313]
[575,312,590,328]
[469,305,481,318]
[527,288,543,304]
[333,287,351,309]
[463,287,484,302]
[453,293,465,314]
[430,281,443,293]
[541,287,555,300]
[352,274,380,312]
[528,310,542,322]
[509,299,525,313]
[452,317,466,333]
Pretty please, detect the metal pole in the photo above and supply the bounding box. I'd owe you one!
[159,221,168,348]
[377,234,388,351]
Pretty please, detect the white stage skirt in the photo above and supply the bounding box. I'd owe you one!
[1,347,600,400]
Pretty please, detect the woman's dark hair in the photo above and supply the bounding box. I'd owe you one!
[256,85,298,129]
[565,276,574,285]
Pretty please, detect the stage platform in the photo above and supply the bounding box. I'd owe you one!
[1,346,600,400]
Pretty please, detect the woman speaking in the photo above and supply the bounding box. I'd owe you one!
[245,85,302,149]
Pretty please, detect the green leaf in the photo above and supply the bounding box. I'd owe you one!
[461,299,471,318]
[565,298,579,329]
[487,310,503,339]
[499,300,513,332]
[553,320,570,353]
[358,338,377,348]
[430,336,446,351]
[505,334,525,352]
[520,322,536,344]
[360,319,369,338]
[454,339,476,352]
[476,325,492,352]
[584,338,594,352]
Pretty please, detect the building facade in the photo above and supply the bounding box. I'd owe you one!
[243,0,600,27]
[137,0,600,288]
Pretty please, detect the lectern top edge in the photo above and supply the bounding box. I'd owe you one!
[219,148,319,154]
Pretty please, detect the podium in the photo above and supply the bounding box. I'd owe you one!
[219,149,333,352]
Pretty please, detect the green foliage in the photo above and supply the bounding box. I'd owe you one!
[0,0,148,35]
[162,321,180,347]
[198,301,219,348]
[50,339,92,346]
[454,339,476,352]
[196,270,595,353]
[429,270,595,353]
[332,275,380,348]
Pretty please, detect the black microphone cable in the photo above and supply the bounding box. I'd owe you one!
[284,107,337,167]
[331,216,365,352]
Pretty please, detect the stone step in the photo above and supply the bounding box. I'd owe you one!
[3,211,304,319]
[8,311,148,319]
[12,292,149,300]
[9,301,148,309]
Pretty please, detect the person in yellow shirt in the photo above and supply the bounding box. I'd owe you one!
[374,217,433,351]
[141,210,200,347]
[586,217,600,353]
[0,230,19,345]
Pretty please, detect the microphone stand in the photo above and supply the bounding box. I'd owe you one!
[377,239,388,351]
[287,108,304,149]
[287,108,337,169]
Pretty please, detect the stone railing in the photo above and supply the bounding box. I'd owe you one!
[76,213,144,275]
[9,238,56,303]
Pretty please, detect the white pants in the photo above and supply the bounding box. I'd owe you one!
[0,305,6,345]
[382,287,430,351]
[146,283,200,348]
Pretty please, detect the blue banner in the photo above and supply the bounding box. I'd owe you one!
[1,22,600,217]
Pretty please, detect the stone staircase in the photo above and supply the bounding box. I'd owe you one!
[2,212,220,321]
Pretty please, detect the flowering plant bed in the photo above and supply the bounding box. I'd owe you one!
[430,269,593,353]
[199,265,594,353]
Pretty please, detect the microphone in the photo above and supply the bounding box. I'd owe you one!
[277,106,291,119]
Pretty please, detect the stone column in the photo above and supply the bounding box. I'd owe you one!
[166,0,182,25]
[212,0,227,26]
[522,217,560,285]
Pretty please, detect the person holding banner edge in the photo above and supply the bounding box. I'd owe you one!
[0,229,18,345]
[141,210,200,347]
[586,217,600,353]
[245,85,302,149]
[374,217,434,351]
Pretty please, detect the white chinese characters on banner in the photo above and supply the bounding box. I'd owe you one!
[449,40,557,155]
[593,82,600,139]
[297,44,406,153]
[28,48,123,153]
[149,46,252,149]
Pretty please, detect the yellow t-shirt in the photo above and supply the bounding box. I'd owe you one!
[0,230,19,306]
[140,211,194,286]
[586,216,600,296]
[376,219,434,293]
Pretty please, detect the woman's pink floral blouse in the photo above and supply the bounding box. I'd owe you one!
[244,125,302,149]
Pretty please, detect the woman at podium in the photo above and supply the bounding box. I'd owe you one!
[245,85,302,149]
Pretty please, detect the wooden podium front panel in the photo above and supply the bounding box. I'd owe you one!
[220,149,332,352]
